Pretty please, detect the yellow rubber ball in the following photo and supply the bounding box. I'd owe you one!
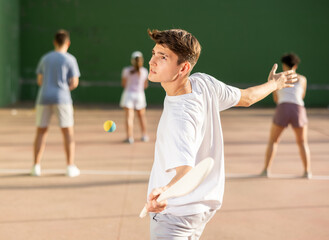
[103,120,116,132]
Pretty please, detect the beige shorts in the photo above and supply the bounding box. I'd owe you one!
[36,104,74,128]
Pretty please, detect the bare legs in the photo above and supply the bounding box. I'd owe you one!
[34,127,49,165]
[263,124,285,172]
[61,127,75,165]
[125,108,134,140]
[124,107,148,142]
[137,108,148,138]
[33,126,76,166]
[292,126,311,173]
[262,123,311,176]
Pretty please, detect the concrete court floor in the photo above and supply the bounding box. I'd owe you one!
[0,105,328,240]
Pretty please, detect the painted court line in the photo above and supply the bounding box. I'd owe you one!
[82,170,150,175]
[0,169,328,180]
[267,173,329,180]
[307,175,329,180]
[0,169,150,175]
[226,173,329,180]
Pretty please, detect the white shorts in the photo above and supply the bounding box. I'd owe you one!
[36,104,74,128]
[119,90,146,110]
[150,210,216,240]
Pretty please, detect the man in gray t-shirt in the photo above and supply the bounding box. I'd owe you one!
[31,29,81,177]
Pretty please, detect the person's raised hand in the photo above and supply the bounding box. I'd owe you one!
[268,63,298,90]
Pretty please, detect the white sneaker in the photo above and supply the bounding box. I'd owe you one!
[260,169,268,178]
[31,164,41,176]
[66,165,80,177]
[141,135,149,142]
[303,171,312,179]
[123,138,134,144]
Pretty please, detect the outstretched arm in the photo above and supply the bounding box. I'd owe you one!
[236,64,297,107]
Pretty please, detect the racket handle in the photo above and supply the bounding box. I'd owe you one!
[139,191,167,218]
[139,206,148,218]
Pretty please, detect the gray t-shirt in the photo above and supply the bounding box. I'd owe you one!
[36,51,80,104]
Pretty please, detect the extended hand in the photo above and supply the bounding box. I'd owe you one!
[268,64,298,90]
[145,187,168,213]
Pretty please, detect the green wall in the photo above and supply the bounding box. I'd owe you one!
[0,0,20,107]
[18,0,329,106]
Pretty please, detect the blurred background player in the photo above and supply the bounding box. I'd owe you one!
[261,53,311,178]
[31,29,81,177]
[120,51,149,144]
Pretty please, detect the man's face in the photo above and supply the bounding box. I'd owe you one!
[148,44,183,83]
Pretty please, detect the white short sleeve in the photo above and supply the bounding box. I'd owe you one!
[211,75,241,111]
[190,73,241,111]
[217,83,241,111]
[121,67,130,79]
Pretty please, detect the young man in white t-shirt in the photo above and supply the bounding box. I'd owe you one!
[144,29,297,239]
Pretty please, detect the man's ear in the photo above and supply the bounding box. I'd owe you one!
[180,62,191,75]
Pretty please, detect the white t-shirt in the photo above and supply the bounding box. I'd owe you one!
[147,72,241,216]
[122,66,148,93]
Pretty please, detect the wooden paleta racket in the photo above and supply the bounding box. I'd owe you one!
[139,157,214,218]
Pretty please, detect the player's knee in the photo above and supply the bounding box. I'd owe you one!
[270,138,280,144]
[38,127,48,134]
[296,138,306,146]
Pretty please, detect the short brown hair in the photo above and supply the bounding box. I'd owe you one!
[281,53,300,68]
[148,29,201,67]
[54,29,70,46]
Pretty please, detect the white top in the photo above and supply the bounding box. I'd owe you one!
[277,75,306,106]
[122,66,148,93]
[147,72,241,216]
